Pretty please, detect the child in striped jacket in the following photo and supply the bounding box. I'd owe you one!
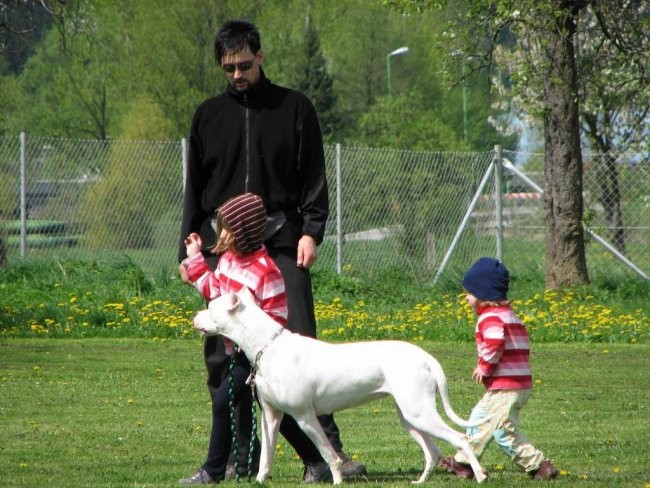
[178,193,326,484]
[440,257,558,481]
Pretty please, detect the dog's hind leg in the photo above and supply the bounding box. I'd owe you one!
[257,401,284,483]
[419,422,487,483]
[293,412,344,484]
[397,408,441,484]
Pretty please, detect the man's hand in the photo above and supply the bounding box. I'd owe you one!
[184,232,202,257]
[297,235,318,269]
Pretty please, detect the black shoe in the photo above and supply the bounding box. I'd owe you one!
[179,469,218,485]
[224,463,258,480]
[224,465,236,480]
[338,451,367,477]
[303,461,333,483]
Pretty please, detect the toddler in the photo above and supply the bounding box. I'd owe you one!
[440,257,559,481]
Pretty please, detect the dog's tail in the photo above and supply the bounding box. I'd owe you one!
[431,359,491,429]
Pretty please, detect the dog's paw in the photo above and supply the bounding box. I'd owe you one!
[475,469,489,483]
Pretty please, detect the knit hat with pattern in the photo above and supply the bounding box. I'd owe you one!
[461,257,510,301]
[217,193,267,254]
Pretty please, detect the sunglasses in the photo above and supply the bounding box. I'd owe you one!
[220,58,256,73]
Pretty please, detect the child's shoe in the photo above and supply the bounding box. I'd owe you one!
[439,457,475,479]
[530,460,559,480]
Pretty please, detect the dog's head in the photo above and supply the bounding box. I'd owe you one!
[193,287,255,337]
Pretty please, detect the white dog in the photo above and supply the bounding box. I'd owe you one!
[193,288,488,484]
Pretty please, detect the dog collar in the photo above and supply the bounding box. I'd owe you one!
[248,328,285,386]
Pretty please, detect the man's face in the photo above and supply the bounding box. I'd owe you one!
[220,47,263,92]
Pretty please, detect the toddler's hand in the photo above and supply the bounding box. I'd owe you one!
[472,366,485,384]
[184,233,202,257]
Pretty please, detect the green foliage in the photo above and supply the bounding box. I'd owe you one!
[0,257,201,338]
[291,14,339,141]
[1,258,647,343]
[2,0,518,150]
[359,91,463,150]
[0,75,19,136]
[77,97,176,249]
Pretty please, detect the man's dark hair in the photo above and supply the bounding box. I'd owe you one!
[214,20,261,64]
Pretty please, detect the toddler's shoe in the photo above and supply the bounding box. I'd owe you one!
[439,456,475,479]
[530,459,559,480]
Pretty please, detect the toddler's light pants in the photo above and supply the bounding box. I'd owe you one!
[454,389,544,472]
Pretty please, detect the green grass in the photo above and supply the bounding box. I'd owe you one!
[1,258,648,343]
[1,339,648,487]
[0,258,649,486]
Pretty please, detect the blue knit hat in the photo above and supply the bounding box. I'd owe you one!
[462,257,510,301]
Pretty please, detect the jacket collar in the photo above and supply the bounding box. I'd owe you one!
[227,68,271,103]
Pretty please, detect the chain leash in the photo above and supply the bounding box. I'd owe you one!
[247,388,257,480]
[226,349,240,482]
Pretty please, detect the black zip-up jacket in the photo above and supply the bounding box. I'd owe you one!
[178,70,329,261]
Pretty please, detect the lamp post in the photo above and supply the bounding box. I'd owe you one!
[463,62,468,143]
[386,46,409,98]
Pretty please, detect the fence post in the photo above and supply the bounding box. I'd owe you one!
[181,138,188,193]
[335,143,342,274]
[20,131,27,259]
[434,158,495,283]
[494,145,503,261]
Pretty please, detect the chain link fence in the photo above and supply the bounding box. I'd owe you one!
[1,134,648,282]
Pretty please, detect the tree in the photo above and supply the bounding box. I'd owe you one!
[535,3,589,287]
[0,0,55,72]
[359,91,462,150]
[382,0,647,287]
[7,2,133,139]
[576,3,649,255]
[491,3,649,258]
[291,12,339,141]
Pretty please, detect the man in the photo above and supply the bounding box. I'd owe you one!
[178,19,366,484]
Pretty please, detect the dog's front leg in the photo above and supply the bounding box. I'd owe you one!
[294,412,344,484]
[257,401,283,483]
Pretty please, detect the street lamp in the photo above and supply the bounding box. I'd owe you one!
[386,46,409,98]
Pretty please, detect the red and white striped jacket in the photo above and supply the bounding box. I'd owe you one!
[474,304,532,390]
[183,246,287,326]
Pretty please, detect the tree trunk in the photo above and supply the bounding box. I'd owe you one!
[540,4,589,287]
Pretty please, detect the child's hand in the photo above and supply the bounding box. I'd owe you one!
[472,366,485,384]
[178,262,191,284]
[184,232,202,257]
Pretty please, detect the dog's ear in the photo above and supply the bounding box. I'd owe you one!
[236,286,255,303]
[226,292,240,311]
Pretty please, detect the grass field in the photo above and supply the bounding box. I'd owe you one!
[1,339,648,488]
[1,258,649,487]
